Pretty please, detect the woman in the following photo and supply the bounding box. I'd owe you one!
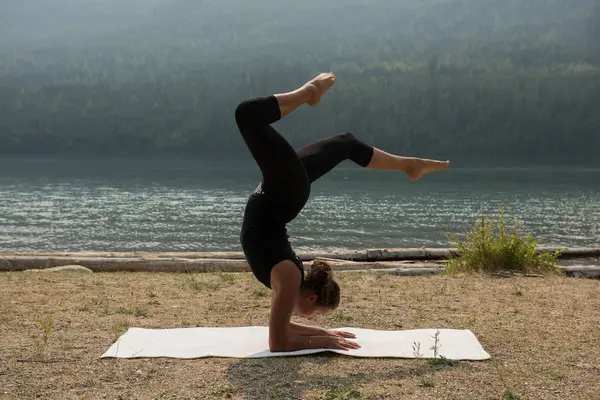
[235,72,449,352]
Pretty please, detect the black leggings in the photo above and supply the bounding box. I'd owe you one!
[235,95,374,287]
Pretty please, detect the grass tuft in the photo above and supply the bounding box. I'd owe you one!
[33,315,54,361]
[429,329,459,369]
[323,388,361,400]
[412,341,423,358]
[252,287,269,298]
[504,390,522,400]
[112,318,131,341]
[214,385,237,398]
[218,272,236,283]
[134,307,149,317]
[445,204,561,275]
[512,283,524,296]
[329,311,354,323]
[429,355,458,369]
[420,378,435,388]
[189,279,219,292]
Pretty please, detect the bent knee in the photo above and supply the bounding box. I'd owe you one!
[333,132,361,153]
[234,100,255,125]
[336,132,373,167]
[335,132,363,148]
[337,132,358,141]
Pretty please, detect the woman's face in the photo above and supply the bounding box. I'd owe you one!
[294,292,332,319]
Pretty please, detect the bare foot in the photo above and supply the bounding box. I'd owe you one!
[305,72,337,106]
[406,158,450,181]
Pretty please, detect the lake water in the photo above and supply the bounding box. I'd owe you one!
[0,158,598,253]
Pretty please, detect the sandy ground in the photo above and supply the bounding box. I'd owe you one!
[0,271,599,400]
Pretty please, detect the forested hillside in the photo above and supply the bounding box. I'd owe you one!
[1,0,599,159]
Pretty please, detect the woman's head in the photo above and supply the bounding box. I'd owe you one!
[295,260,340,319]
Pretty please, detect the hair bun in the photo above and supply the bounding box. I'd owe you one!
[303,259,340,308]
[307,259,333,288]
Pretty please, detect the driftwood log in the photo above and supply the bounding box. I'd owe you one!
[0,248,599,278]
[0,255,443,273]
[1,246,597,263]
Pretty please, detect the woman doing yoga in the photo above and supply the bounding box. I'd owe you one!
[235,73,449,353]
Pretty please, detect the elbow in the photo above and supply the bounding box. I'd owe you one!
[268,336,288,353]
[269,335,289,353]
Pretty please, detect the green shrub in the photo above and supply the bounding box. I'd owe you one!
[445,205,561,275]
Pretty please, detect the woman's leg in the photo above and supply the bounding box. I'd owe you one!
[366,148,450,181]
[297,133,450,184]
[296,132,374,183]
[234,73,337,193]
[237,73,338,288]
[276,72,337,115]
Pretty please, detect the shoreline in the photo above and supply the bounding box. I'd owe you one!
[1,247,599,277]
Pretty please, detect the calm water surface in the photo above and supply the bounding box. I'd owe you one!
[0,158,598,252]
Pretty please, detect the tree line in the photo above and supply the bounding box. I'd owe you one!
[0,0,598,160]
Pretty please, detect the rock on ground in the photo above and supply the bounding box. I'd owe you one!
[23,265,93,273]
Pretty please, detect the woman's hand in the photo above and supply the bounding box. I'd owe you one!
[325,330,360,350]
[325,334,361,351]
[326,329,356,339]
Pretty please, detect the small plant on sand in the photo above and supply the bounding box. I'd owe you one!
[430,329,441,358]
[33,315,54,360]
[428,329,458,369]
[113,318,131,341]
[445,204,561,275]
[252,287,269,298]
[512,283,524,296]
[329,311,354,323]
[413,331,456,390]
[412,341,423,358]
[215,385,237,398]
[133,307,149,317]
[323,388,361,400]
[429,354,457,369]
[504,390,522,400]
[189,279,219,292]
[494,358,521,400]
[420,378,435,388]
[218,272,236,283]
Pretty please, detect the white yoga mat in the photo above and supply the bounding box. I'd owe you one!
[101,327,491,360]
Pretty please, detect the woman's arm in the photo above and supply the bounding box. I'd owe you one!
[289,322,357,340]
[290,322,357,337]
[289,322,327,336]
[268,262,359,352]
[268,261,318,351]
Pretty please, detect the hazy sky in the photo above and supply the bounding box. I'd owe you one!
[2,0,589,54]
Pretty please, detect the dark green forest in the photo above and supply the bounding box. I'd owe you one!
[1,0,599,160]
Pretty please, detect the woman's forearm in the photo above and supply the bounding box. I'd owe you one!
[289,321,328,336]
[270,332,331,352]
